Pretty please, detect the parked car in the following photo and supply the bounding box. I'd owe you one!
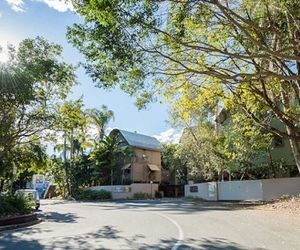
[15,189,40,210]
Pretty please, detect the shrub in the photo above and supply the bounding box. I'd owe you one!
[75,189,111,200]
[133,192,150,199]
[155,191,163,198]
[0,193,34,217]
[280,194,291,200]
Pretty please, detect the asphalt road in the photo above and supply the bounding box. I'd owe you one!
[0,199,299,250]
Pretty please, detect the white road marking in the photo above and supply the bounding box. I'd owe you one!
[154,212,185,250]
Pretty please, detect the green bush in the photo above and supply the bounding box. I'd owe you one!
[0,193,34,217]
[133,192,150,199]
[155,191,163,198]
[75,189,111,200]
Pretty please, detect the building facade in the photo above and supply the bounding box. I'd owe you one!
[110,129,162,184]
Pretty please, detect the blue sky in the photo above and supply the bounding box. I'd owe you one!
[0,0,182,142]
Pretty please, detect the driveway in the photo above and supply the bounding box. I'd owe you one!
[0,199,299,249]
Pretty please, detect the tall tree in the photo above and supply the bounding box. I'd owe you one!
[86,105,114,140]
[53,99,87,195]
[69,0,300,173]
[0,37,76,179]
[161,143,187,184]
[91,133,132,185]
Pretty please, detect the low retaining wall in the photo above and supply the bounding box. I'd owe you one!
[0,213,38,227]
[185,177,300,201]
[89,183,159,199]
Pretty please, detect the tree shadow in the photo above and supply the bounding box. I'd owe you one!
[38,211,81,223]
[49,232,265,250]
[138,237,267,250]
[0,225,268,250]
[0,233,45,250]
[195,237,267,250]
[84,199,263,215]
[48,225,145,250]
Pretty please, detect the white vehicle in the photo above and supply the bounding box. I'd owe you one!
[16,189,40,210]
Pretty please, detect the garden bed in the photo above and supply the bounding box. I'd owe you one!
[257,196,300,215]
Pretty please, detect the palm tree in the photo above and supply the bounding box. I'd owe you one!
[91,134,132,185]
[86,105,114,140]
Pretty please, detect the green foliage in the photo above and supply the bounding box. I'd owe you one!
[133,192,150,199]
[86,105,114,140]
[74,189,111,200]
[155,190,163,198]
[0,37,76,180]
[51,99,89,196]
[177,114,276,182]
[91,133,133,185]
[161,144,187,184]
[68,1,158,101]
[47,157,67,196]
[0,193,34,216]
[58,100,87,131]
[69,154,95,193]
[69,0,300,173]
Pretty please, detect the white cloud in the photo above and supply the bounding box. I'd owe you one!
[5,0,25,12]
[0,12,3,17]
[153,128,183,144]
[6,0,74,13]
[37,0,74,12]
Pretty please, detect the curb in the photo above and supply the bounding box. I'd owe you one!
[0,214,41,232]
[0,219,41,232]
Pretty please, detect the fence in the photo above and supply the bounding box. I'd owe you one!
[89,183,159,199]
[185,177,300,201]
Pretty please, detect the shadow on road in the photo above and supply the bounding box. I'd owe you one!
[0,235,44,250]
[38,211,81,223]
[139,236,266,250]
[0,200,268,249]
[83,199,263,215]
[0,227,265,250]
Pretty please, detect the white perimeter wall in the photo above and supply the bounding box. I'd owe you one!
[185,177,300,201]
[218,180,263,201]
[185,182,217,201]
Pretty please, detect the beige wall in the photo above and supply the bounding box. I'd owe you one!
[89,183,159,199]
[262,177,300,200]
[131,183,159,196]
[131,148,161,183]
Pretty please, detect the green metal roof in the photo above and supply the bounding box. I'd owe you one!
[111,129,161,151]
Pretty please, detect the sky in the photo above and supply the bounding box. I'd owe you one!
[0,0,182,143]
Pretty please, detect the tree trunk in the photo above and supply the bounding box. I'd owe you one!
[100,128,105,140]
[286,126,300,174]
[63,131,70,197]
[111,169,113,185]
[0,179,4,192]
[267,148,276,178]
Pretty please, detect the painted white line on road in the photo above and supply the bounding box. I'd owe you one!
[154,212,184,250]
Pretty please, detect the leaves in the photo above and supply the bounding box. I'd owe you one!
[0,37,76,179]
[86,105,114,140]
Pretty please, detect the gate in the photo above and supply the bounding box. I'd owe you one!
[159,184,184,198]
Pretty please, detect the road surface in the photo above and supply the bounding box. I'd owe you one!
[0,199,299,249]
